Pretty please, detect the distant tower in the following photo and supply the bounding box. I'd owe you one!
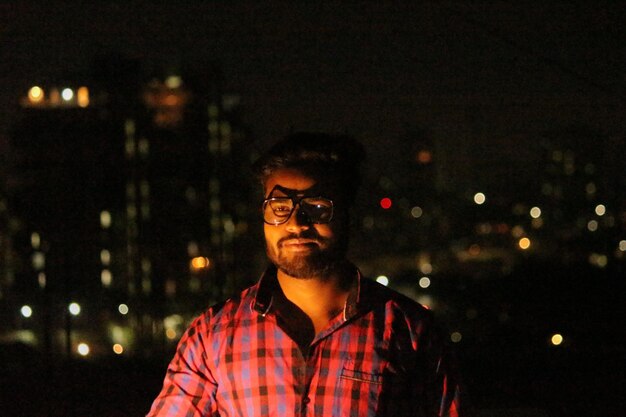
[5,56,259,357]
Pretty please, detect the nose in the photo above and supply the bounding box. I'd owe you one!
[285,204,311,231]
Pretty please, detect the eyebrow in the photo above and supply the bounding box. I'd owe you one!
[266,184,324,199]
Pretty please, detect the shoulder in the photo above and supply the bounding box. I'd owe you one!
[362,277,432,318]
[188,284,258,335]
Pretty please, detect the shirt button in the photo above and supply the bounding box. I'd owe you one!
[302,397,311,404]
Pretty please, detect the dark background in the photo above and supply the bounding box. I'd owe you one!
[1,2,625,417]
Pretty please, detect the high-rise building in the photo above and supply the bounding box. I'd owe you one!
[3,56,261,358]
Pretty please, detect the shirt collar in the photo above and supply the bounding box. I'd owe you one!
[250,264,367,321]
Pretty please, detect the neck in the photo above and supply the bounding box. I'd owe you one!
[275,262,354,333]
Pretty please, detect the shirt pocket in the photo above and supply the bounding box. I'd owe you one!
[340,367,383,385]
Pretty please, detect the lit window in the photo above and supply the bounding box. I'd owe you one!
[38,273,46,288]
[420,263,433,274]
[31,252,45,271]
[31,232,41,249]
[61,88,74,101]
[28,86,45,103]
[100,249,111,266]
[416,150,432,164]
[165,75,182,89]
[101,270,112,287]
[100,211,112,228]
[190,257,210,271]
[77,87,89,107]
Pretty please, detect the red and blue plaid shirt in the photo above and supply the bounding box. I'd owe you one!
[147,266,465,417]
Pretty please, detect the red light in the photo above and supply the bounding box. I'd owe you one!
[380,198,392,209]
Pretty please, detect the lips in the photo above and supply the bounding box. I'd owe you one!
[279,238,320,251]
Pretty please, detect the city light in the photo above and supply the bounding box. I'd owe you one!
[619,240,626,252]
[38,272,46,288]
[595,204,606,216]
[518,237,531,250]
[380,198,392,209]
[166,328,178,340]
[101,269,112,287]
[20,305,33,318]
[529,207,542,219]
[376,275,389,286]
[61,88,74,101]
[416,150,432,164]
[69,302,81,316]
[410,206,423,218]
[589,253,608,268]
[419,277,431,288]
[473,193,486,205]
[118,304,129,315]
[77,343,90,356]
[77,86,89,107]
[587,220,598,232]
[28,86,44,103]
[31,232,41,249]
[100,211,112,228]
[113,344,124,355]
[420,263,433,274]
[450,332,462,343]
[100,249,111,265]
[550,334,564,346]
[165,75,182,89]
[190,256,210,270]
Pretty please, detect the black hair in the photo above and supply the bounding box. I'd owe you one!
[253,132,366,205]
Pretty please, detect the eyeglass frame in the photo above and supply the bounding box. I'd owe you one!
[262,195,335,225]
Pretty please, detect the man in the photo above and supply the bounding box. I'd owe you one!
[147,133,465,416]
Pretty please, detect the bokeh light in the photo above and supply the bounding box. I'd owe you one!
[21,305,33,318]
[380,198,392,209]
[77,343,90,356]
[69,302,81,316]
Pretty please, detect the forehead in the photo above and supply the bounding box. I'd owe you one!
[264,168,335,197]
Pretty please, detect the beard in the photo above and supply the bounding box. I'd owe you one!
[266,231,347,279]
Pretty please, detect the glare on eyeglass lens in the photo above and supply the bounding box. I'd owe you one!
[263,197,333,225]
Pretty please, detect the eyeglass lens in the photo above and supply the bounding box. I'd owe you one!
[263,197,333,224]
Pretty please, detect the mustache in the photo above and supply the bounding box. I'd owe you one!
[277,231,326,246]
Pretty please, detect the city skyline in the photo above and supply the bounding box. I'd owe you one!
[0,3,624,416]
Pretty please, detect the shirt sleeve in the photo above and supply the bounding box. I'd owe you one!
[146,315,219,417]
[425,321,469,417]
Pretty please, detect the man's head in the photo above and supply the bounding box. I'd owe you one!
[253,133,365,279]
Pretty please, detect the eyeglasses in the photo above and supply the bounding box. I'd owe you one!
[263,196,334,225]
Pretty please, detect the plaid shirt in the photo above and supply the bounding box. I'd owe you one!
[147,266,465,417]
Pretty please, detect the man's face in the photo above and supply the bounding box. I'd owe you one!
[263,168,348,279]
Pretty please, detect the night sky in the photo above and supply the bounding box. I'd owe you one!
[1,2,624,164]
